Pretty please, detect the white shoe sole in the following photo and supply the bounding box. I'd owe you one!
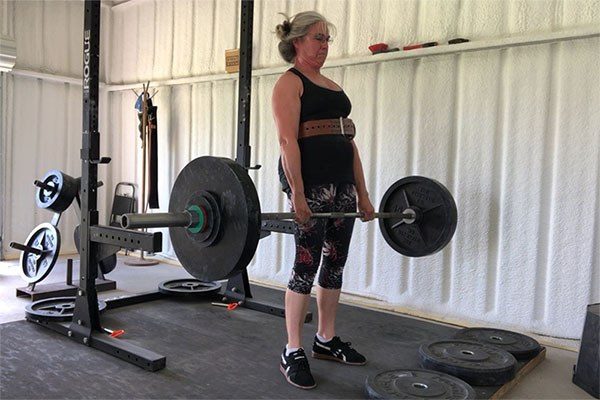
[279,364,317,390]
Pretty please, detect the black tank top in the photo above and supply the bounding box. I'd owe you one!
[278,68,355,192]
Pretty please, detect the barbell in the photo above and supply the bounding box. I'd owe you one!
[122,156,458,281]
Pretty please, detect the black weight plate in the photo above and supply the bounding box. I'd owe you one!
[35,170,78,213]
[419,340,517,386]
[74,224,80,251]
[25,297,107,322]
[20,223,61,284]
[99,254,117,275]
[379,176,457,257]
[454,328,542,360]
[158,279,222,297]
[74,225,117,275]
[365,369,475,399]
[169,156,261,281]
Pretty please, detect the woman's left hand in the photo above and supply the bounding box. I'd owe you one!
[357,194,375,222]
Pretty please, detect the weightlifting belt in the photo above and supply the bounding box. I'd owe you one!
[298,117,355,140]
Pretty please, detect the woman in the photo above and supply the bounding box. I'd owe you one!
[272,11,375,390]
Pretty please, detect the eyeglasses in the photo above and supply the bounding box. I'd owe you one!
[312,34,333,44]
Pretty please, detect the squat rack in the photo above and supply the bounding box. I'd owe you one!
[222,0,299,319]
[25,0,298,372]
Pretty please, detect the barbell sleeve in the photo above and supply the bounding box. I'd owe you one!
[261,212,413,220]
[121,211,197,229]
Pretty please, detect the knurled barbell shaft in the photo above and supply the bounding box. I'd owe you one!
[10,241,44,255]
[122,209,415,230]
[261,212,414,220]
[123,205,419,230]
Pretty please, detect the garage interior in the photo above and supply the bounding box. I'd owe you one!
[0,0,598,399]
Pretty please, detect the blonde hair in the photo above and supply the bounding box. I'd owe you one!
[275,11,336,63]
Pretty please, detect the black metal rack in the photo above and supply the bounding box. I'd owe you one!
[26,0,308,372]
[223,0,309,321]
[26,0,165,371]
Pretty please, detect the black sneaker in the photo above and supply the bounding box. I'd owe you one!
[280,348,317,389]
[312,336,367,365]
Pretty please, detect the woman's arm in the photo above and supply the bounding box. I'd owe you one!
[272,73,312,223]
[351,141,375,221]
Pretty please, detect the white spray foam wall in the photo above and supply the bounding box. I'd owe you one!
[2,76,113,256]
[2,1,112,256]
[2,0,599,339]
[104,0,600,339]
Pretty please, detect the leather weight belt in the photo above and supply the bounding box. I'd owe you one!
[298,117,356,140]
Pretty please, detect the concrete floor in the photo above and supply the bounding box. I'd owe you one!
[0,255,594,399]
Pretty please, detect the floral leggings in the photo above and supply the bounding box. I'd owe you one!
[285,183,357,294]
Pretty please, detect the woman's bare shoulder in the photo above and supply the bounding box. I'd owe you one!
[274,70,303,95]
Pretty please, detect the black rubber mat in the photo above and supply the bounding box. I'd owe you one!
[1,284,531,399]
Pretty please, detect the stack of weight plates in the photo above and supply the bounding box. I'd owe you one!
[418,339,518,386]
[365,327,542,398]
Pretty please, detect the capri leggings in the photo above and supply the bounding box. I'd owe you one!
[285,183,357,294]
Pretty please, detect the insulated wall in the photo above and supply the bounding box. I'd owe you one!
[10,0,111,80]
[2,0,599,341]
[1,1,112,256]
[105,0,600,339]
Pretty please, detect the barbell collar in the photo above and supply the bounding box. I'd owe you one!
[187,205,206,234]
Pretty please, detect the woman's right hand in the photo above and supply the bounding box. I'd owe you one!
[291,192,312,224]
